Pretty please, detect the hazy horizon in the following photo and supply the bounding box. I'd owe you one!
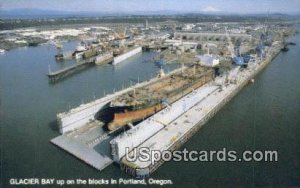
[1,0,300,15]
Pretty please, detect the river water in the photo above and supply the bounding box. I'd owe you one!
[1,25,299,187]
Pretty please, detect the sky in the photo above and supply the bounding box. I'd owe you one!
[0,0,300,14]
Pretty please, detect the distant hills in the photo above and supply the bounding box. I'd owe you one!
[0,9,182,19]
[0,9,81,19]
[1,8,300,19]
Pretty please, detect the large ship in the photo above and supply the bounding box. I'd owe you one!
[100,65,215,132]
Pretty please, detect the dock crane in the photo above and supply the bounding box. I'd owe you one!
[225,27,247,66]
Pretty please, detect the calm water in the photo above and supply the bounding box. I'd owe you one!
[1,25,300,187]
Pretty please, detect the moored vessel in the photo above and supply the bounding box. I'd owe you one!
[101,65,215,132]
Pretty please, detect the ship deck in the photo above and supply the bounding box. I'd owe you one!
[111,65,213,107]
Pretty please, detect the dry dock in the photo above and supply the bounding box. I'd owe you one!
[51,41,282,177]
[113,46,142,65]
[51,68,190,171]
[119,43,282,178]
[47,58,95,82]
[56,67,185,134]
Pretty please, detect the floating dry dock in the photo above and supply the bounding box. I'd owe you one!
[47,58,95,82]
[51,68,189,171]
[118,43,282,178]
[48,53,114,82]
[55,67,184,134]
[51,41,282,178]
[113,46,142,65]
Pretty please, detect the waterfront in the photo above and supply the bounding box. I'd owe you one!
[1,25,300,188]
